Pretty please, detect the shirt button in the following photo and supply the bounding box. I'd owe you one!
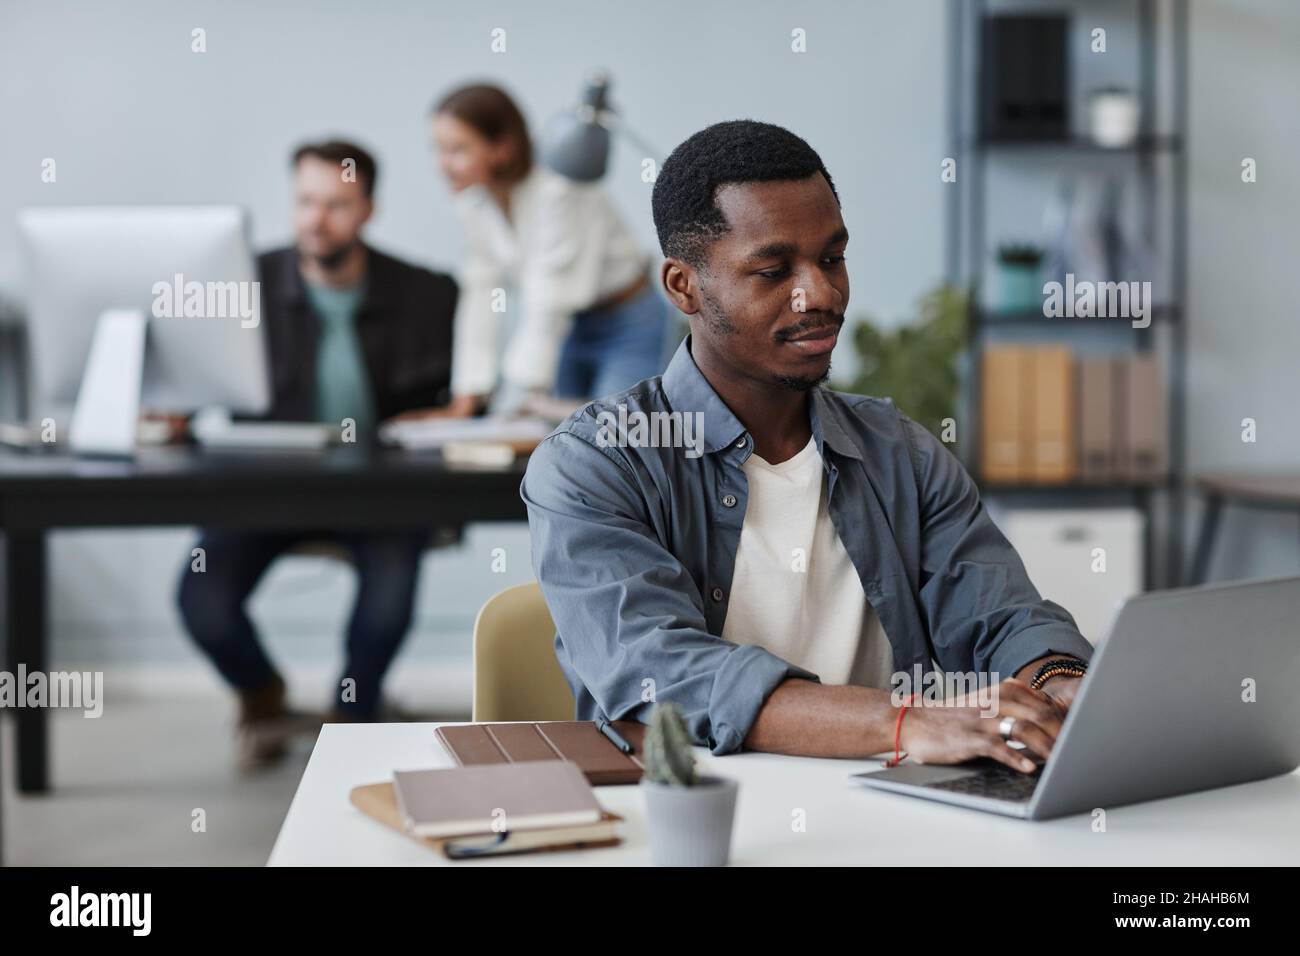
[711,587,725,602]
[722,494,737,508]
[734,436,747,449]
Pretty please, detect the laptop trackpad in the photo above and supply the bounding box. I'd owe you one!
[865,764,983,786]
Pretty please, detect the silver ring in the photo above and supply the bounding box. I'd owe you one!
[998,716,1017,741]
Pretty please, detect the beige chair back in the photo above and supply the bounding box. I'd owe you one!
[472,582,575,722]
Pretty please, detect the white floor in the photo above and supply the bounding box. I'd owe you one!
[1,667,472,866]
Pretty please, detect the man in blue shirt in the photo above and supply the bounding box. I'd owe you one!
[177,140,457,769]
[522,121,1093,772]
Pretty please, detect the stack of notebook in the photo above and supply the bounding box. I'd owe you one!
[350,720,645,859]
[352,760,622,859]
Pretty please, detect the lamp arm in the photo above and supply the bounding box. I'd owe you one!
[596,113,662,164]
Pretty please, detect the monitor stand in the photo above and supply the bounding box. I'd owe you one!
[70,308,147,457]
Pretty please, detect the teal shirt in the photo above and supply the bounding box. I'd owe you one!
[305,280,374,436]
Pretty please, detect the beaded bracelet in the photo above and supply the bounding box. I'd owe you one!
[1029,657,1088,691]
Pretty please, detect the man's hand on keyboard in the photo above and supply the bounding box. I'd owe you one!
[898,678,1066,774]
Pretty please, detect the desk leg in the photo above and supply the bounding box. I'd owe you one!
[1188,495,1223,586]
[4,531,48,793]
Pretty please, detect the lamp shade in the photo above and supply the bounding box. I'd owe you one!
[540,72,614,182]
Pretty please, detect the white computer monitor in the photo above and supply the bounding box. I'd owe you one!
[18,205,270,455]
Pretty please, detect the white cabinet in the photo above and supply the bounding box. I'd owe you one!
[994,508,1145,645]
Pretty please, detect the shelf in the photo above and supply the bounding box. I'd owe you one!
[971,134,1182,154]
[977,479,1173,495]
[949,0,1190,587]
[973,304,1181,326]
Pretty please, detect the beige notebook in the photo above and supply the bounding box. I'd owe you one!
[392,760,603,839]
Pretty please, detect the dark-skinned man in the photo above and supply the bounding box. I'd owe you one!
[522,120,1091,773]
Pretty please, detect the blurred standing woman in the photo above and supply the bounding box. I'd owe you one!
[431,83,670,413]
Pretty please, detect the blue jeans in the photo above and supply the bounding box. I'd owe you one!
[554,285,675,400]
[176,528,427,719]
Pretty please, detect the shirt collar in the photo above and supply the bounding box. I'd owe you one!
[661,335,863,461]
[661,336,747,454]
[810,386,864,461]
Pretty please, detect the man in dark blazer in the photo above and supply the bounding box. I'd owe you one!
[177,139,457,769]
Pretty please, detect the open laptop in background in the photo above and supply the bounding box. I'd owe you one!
[854,576,1300,820]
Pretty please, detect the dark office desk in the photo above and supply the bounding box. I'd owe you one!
[0,443,530,796]
[1188,471,1300,584]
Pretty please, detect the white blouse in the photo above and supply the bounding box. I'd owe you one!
[449,165,652,396]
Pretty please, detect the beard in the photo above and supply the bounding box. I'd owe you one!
[700,288,835,392]
[775,365,831,392]
[699,285,739,336]
[307,238,359,272]
[772,311,840,391]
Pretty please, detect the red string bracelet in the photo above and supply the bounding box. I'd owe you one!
[883,692,918,768]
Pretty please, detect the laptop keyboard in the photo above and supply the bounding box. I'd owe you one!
[926,759,1043,802]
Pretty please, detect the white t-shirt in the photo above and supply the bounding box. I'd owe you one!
[721,436,895,688]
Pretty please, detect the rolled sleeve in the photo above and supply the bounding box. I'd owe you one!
[987,622,1096,685]
[905,417,1094,680]
[521,428,816,754]
[707,643,815,754]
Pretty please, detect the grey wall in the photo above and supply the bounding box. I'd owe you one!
[1184,0,1300,580]
[0,0,947,322]
[0,0,1294,683]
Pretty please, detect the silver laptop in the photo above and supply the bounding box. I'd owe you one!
[854,576,1300,819]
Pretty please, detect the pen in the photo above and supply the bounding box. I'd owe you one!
[596,717,634,755]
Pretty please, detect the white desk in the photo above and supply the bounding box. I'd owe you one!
[269,722,1300,866]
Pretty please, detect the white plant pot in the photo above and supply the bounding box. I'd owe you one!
[641,775,738,867]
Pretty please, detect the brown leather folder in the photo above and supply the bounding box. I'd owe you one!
[435,720,647,786]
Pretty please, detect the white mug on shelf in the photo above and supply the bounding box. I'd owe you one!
[1088,88,1141,148]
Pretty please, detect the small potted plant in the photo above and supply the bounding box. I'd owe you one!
[640,702,738,866]
[995,242,1045,312]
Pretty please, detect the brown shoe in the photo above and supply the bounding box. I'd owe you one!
[238,675,287,724]
[237,721,290,772]
[235,678,323,771]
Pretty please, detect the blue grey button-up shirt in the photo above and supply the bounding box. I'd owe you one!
[521,336,1093,755]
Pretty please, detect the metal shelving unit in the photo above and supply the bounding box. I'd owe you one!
[946,0,1189,589]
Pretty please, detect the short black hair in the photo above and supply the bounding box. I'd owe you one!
[292,139,378,198]
[651,120,839,269]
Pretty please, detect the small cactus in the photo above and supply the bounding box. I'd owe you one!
[643,702,697,787]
